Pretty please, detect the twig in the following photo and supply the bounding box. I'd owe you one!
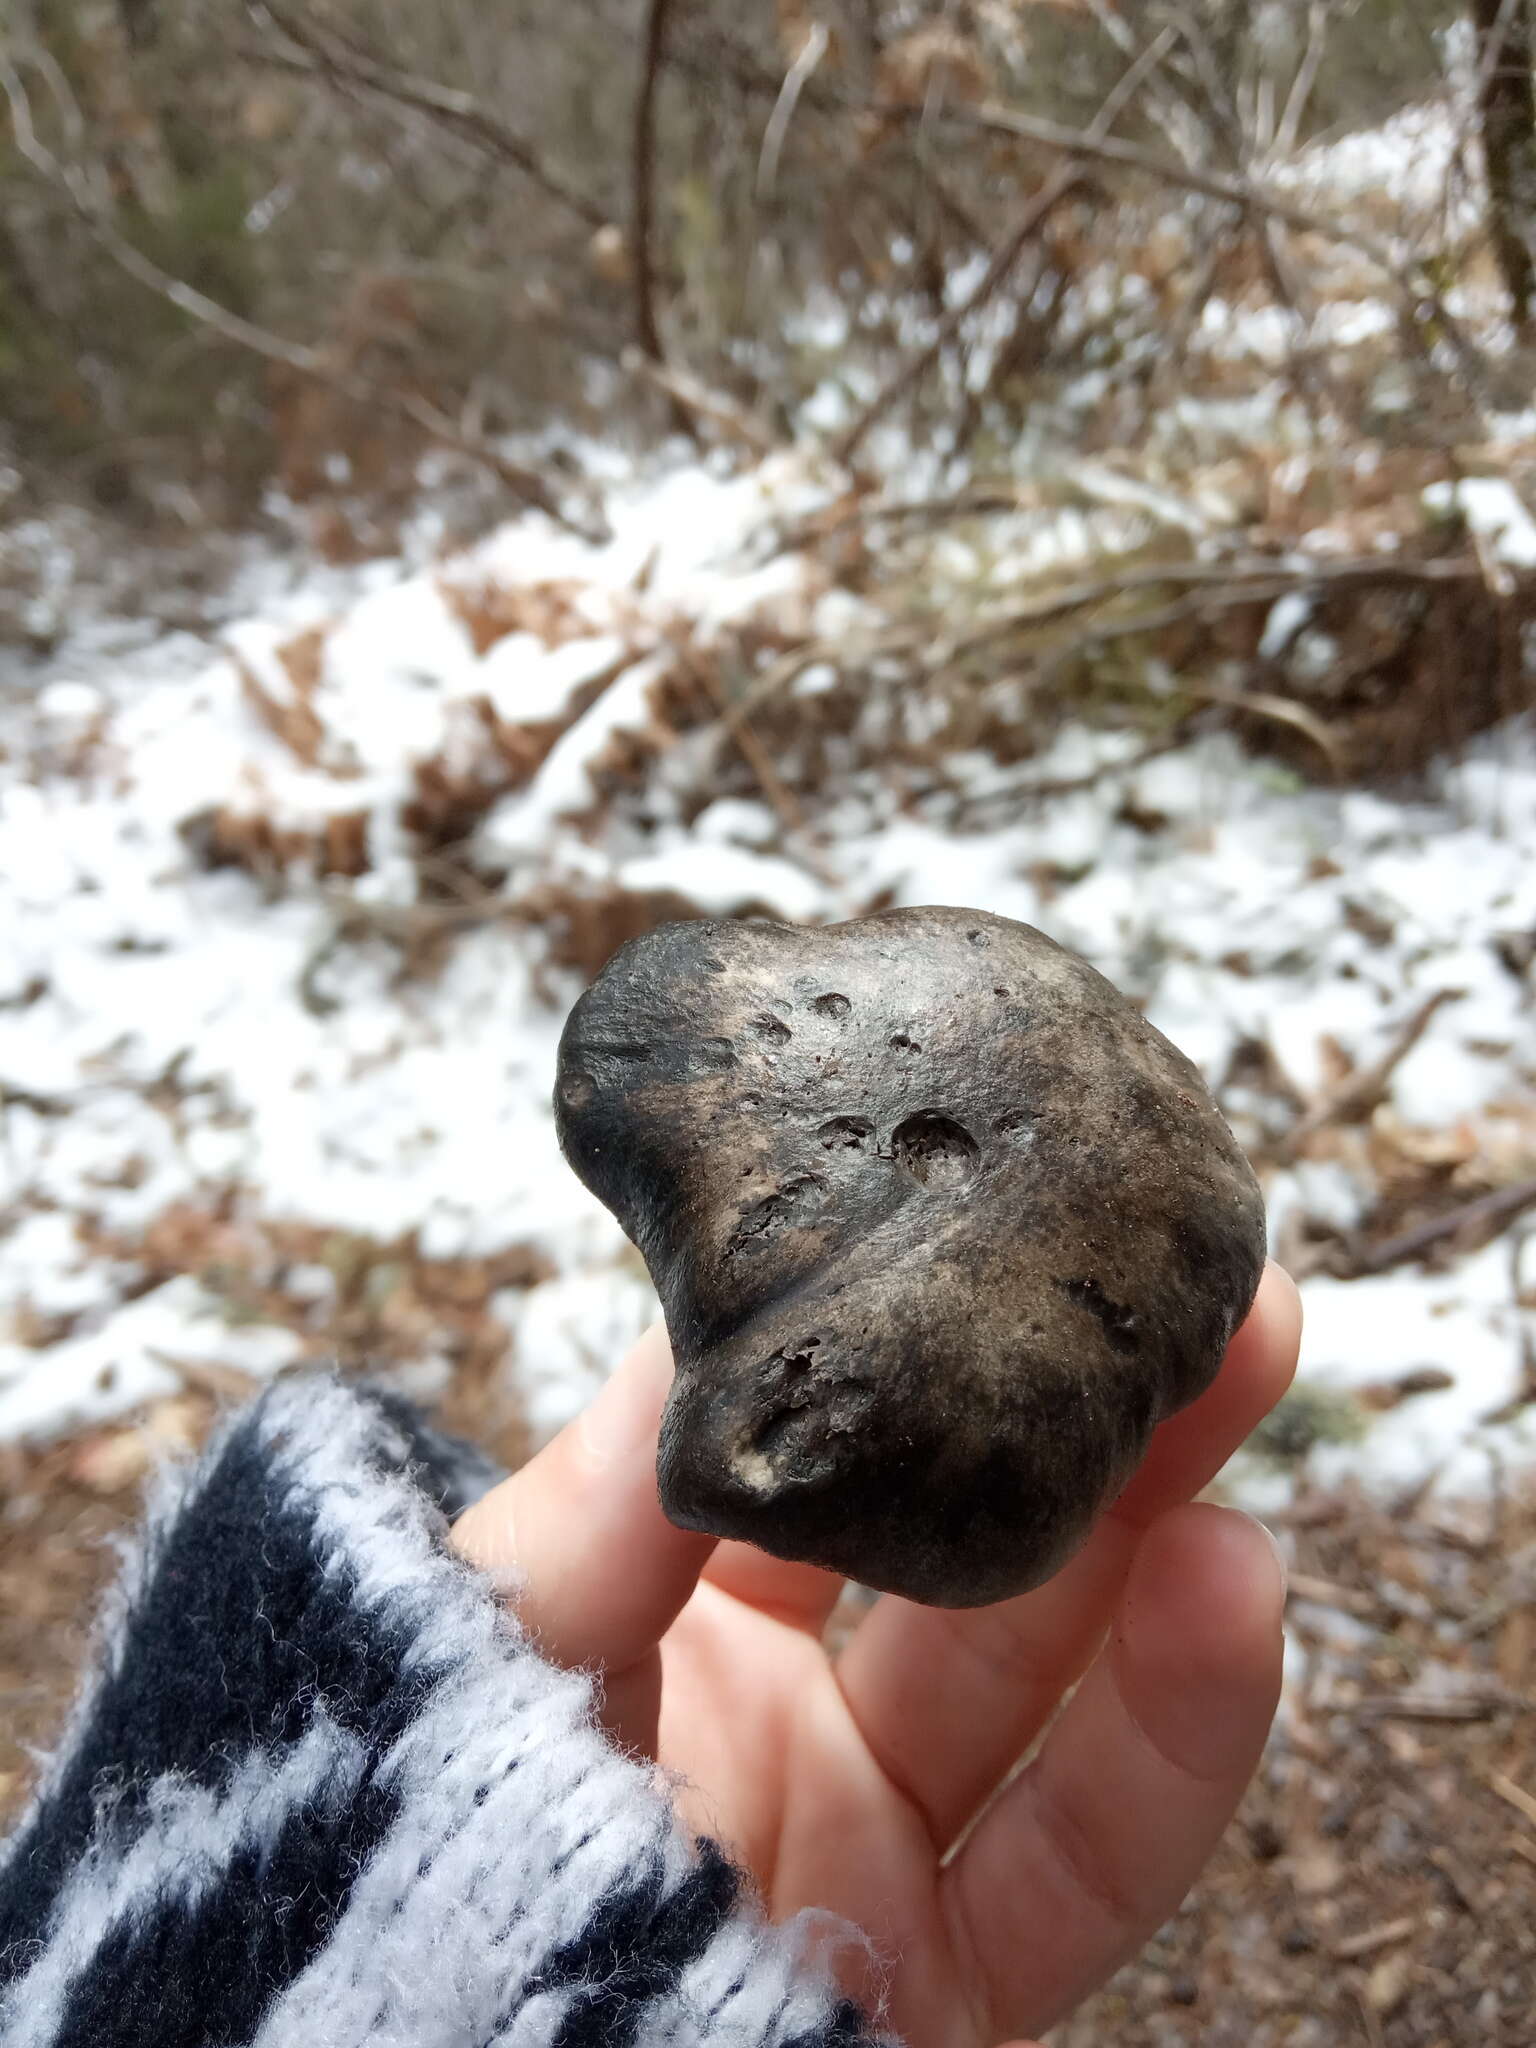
[0,54,604,541]
[1270,989,1464,1164]
[629,0,694,443]
[669,644,833,880]
[1331,1915,1419,1961]
[619,347,781,457]
[1488,1768,1536,1826]
[1353,1176,1536,1277]
[904,550,1486,655]
[1181,679,1345,778]
[705,548,1496,762]
[830,31,1175,469]
[249,3,608,228]
[832,163,1085,468]
[1272,1,1331,161]
[757,19,829,201]
[1287,1572,1380,1618]
[925,97,1490,404]
[1356,1693,1517,1723]
[948,736,1189,826]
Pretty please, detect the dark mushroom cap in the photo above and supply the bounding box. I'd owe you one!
[554,906,1266,1607]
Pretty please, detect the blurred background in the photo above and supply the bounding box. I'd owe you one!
[2,2,1535,2039]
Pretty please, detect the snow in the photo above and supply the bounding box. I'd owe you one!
[0,1278,302,1442]
[3,452,1534,1497]
[4,59,1536,1508]
[1423,478,1536,568]
[1233,1245,1536,1509]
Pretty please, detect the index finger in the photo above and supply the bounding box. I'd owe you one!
[450,1323,716,1749]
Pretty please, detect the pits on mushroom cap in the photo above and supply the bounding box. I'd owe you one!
[560,1070,595,1110]
[727,1173,826,1254]
[813,992,851,1019]
[816,1115,874,1153]
[751,1013,792,1044]
[1060,1275,1139,1354]
[892,1111,980,1186]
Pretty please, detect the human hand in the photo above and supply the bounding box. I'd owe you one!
[452,1263,1300,2047]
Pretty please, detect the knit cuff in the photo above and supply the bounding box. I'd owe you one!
[0,1374,894,2048]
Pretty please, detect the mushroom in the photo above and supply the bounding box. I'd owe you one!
[554,906,1266,1607]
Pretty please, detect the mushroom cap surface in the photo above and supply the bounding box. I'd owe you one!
[555,906,1266,1607]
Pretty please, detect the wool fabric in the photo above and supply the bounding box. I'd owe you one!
[0,1376,893,2048]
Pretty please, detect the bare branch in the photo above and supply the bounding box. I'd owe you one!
[1271,990,1466,1165]
[0,51,605,540]
[831,26,1182,469]
[249,3,608,230]
[632,0,672,368]
[1352,1174,1536,1275]
[916,95,1491,404]
[620,347,782,458]
[1470,0,1536,330]
[831,164,1085,469]
[629,0,696,444]
[757,19,829,201]
[1273,1,1331,160]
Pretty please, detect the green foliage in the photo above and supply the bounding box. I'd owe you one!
[1251,1382,1369,1464]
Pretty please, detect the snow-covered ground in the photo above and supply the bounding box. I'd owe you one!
[2,446,1533,1502]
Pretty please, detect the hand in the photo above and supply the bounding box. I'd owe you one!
[453,1263,1300,2047]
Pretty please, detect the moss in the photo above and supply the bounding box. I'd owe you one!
[1250,1382,1369,1465]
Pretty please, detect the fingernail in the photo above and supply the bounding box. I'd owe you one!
[1241,1511,1289,1601]
[1264,1257,1304,1326]
[577,1351,665,1469]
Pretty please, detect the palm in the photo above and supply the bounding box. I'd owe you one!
[454,1267,1301,2048]
[660,1580,973,2041]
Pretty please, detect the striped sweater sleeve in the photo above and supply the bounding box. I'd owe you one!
[0,1376,895,2048]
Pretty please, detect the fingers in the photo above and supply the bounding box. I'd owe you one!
[699,1540,846,1633]
[1111,1260,1302,1529]
[941,1504,1286,2043]
[450,1323,715,1750]
[834,1263,1299,1850]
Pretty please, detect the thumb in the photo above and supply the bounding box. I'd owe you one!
[451,1321,715,1749]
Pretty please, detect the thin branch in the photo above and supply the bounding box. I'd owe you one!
[632,0,672,366]
[926,96,1491,401]
[939,551,1488,662]
[758,19,829,201]
[831,26,1180,469]
[630,0,695,443]
[673,645,833,879]
[1180,678,1346,778]
[1352,1175,1536,1275]
[1272,1,1331,160]
[1470,0,1536,330]
[0,53,605,540]
[830,164,1083,468]
[619,346,782,457]
[1269,988,1466,1165]
[250,3,608,229]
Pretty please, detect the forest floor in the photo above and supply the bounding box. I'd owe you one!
[3,85,1536,2046]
